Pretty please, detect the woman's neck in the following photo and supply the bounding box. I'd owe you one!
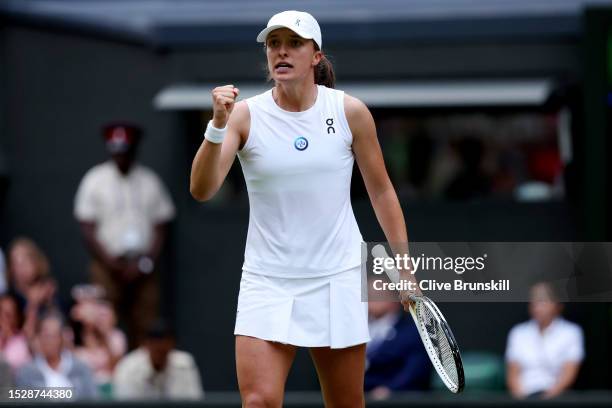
[273,81,318,112]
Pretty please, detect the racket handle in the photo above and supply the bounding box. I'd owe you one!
[371,244,401,284]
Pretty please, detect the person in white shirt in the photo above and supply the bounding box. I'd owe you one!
[190,10,413,408]
[505,282,584,399]
[74,123,175,347]
[15,312,97,399]
[113,320,203,400]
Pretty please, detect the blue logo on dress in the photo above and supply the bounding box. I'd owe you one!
[294,137,308,151]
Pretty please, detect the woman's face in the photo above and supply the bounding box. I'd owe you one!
[9,245,39,287]
[265,28,321,84]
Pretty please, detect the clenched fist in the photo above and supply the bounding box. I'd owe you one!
[212,84,239,128]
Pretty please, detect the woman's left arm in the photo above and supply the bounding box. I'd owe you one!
[346,94,407,246]
[347,95,419,306]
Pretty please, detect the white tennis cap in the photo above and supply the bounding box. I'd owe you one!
[256,10,322,50]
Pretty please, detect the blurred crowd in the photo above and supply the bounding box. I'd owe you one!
[0,123,203,400]
[0,238,202,400]
[377,112,567,202]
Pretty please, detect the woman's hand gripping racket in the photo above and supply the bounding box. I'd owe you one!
[371,245,465,393]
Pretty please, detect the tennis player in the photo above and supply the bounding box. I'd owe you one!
[190,10,410,407]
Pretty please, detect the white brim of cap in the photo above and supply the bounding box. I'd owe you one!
[256,25,315,43]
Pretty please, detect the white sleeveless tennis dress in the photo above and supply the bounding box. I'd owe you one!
[234,85,370,348]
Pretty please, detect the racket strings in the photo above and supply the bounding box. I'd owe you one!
[417,303,459,387]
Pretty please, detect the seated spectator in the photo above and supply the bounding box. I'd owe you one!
[7,238,60,339]
[15,312,97,399]
[365,298,431,400]
[506,282,584,399]
[0,294,31,370]
[113,320,203,400]
[70,284,126,389]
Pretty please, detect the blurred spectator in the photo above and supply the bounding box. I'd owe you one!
[0,294,31,371]
[16,312,97,399]
[505,282,584,399]
[6,238,50,306]
[70,284,127,393]
[7,237,60,339]
[113,320,203,400]
[74,123,175,347]
[365,299,430,400]
[514,145,563,201]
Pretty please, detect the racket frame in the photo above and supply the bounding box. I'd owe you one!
[370,244,465,393]
[409,295,465,393]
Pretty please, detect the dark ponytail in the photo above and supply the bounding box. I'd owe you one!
[315,54,336,89]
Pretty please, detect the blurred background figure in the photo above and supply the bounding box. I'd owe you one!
[74,123,175,348]
[0,293,31,372]
[6,237,60,340]
[70,284,127,398]
[113,319,203,400]
[365,296,431,400]
[16,312,97,399]
[514,144,564,202]
[505,282,584,399]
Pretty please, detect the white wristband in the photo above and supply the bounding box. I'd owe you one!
[204,120,227,144]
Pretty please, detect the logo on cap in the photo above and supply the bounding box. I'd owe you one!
[294,137,308,151]
[295,18,301,26]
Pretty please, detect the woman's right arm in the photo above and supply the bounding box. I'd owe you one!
[190,85,250,201]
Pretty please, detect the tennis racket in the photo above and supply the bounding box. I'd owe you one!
[371,245,465,393]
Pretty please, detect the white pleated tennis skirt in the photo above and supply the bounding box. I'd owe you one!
[234,265,370,349]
